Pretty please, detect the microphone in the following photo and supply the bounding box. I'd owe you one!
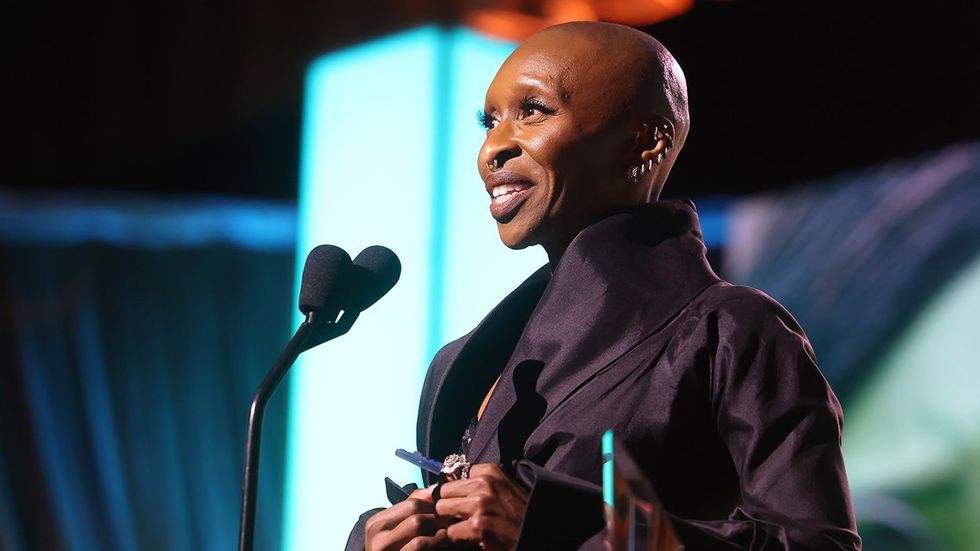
[299,244,354,320]
[296,245,401,353]
[347,245,401,312]
[238,244,400,551]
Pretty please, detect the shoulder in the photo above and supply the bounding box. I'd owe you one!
[698,282,808,339]
[432,333,468,365]
[691,284,840,418]
[701,281,798,324]
[689,281,817,366]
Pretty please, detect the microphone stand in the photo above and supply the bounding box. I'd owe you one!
[238,309,359,551]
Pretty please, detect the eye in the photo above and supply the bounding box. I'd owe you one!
[517,97,556,120]
[477,109,498,131]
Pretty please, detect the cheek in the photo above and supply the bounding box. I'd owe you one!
[522,127,573,174]
[529,124,615,186]
[513,136,575,222]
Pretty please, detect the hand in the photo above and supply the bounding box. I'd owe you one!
[365,487,452,551]
[435,463,528,550]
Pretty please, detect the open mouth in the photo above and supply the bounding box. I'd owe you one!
[484,170,536,223]
[489,183,533,222]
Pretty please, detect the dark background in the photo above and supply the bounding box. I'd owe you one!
[10,0,980,200]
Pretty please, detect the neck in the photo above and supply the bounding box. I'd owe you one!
[543,199,659,269]
[544,239,572,271]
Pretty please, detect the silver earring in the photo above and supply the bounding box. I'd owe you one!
[627,163,642,183]
[628,156,658,182]
[656,128,673,165]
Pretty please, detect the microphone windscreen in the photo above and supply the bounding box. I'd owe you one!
[299,245,352,315]
[347,245,401,312]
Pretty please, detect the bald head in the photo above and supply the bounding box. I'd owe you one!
[478,22,691,260]
[529,22,689,152]
[498,22,690,199]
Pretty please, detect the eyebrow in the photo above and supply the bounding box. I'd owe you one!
[484,65,574,112]
[515,71,572,103]
[554,65,574,103]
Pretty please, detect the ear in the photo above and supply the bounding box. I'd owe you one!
[638,117,675,166]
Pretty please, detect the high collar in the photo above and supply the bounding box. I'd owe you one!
[548,199,718,304]
[423,200,721,467]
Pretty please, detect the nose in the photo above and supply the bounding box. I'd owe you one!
[480,123,521,172]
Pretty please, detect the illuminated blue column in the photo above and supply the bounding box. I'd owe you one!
[283,26,545,549]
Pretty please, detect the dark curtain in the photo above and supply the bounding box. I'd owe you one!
[0,241,294,550]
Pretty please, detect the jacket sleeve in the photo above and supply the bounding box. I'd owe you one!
[511,461,606,550]
[688,291,862,550]
[508,292,862,550]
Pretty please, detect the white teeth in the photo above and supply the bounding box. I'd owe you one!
[491,184,530,198]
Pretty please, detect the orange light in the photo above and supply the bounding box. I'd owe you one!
[464,0,693,41]
[594,0,694,25]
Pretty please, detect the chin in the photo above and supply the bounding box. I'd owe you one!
[496,223,539,251]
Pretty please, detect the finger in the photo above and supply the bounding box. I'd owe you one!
[365,499,437,534]
[434,495,484,519]
[380,514,453,550]
[400,528,451,551]
[445,516,507,546]
[467,463,506,478]
[437,476,493,499]
[439,464,510,500]
[409,486,435,502]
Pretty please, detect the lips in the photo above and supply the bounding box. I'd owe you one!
[486,172,534,222]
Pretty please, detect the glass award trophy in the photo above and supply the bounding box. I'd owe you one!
[602,431,684,551]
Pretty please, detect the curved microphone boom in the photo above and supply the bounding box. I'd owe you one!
[239,245,350,551]
[238,244,400,551]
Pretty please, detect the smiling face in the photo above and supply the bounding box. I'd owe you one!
[478,31,644,258]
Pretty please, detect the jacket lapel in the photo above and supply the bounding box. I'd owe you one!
[467,201,721,466]
[419,266,550,471]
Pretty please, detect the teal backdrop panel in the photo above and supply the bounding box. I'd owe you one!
[438,29,546,345]
[283,26,545,549]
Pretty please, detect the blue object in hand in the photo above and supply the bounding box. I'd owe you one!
[395,449,444,475]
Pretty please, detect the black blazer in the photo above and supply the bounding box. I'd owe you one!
[348,201,861,550]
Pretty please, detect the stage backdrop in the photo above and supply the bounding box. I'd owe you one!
[1,25,977,550]
[0,193,297,550]
[282,26,543,549]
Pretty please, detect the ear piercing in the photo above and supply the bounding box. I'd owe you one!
[655,125,674,165]
[628,124,673,183]
[628,160,654,183]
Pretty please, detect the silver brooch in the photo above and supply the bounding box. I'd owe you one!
[440,453,472,482]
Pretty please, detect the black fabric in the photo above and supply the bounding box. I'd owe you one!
[418,267,550,472]
[512,460,605,550]
[350,200,861,549]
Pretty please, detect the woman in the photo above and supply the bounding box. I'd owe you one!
[352,21,861,550]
